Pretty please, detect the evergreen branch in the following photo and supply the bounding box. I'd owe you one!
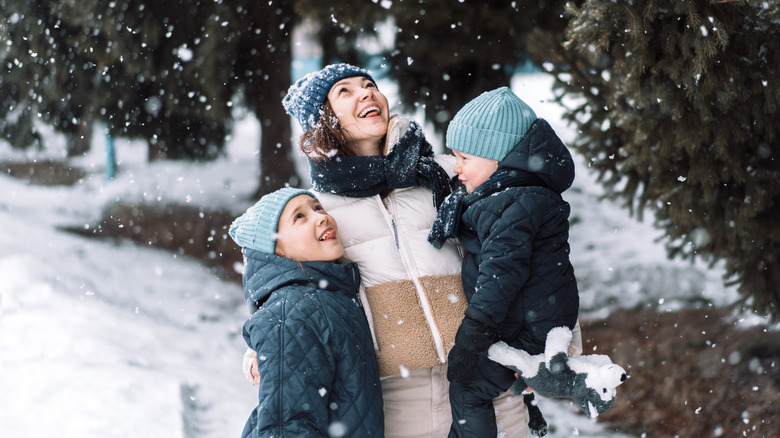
[620,3,638,37]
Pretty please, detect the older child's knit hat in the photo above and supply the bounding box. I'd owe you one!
[229,187,316,254]
[282,63,376,132]
[446,86,537,162]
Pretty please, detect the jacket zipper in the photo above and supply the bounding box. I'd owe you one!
[376,194,447,363]
[391,217,399,249]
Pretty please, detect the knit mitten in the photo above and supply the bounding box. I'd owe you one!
[447,306,498,383]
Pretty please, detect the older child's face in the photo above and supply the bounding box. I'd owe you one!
[327,76,389,156]
[275,195,344,262]
[452,150,499,193]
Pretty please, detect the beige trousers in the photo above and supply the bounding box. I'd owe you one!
[381,363,530,438]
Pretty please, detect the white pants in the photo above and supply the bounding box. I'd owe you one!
[381,363,530,438]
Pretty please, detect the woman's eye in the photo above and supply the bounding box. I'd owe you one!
[366,82,376,89]
[294,213,304,221]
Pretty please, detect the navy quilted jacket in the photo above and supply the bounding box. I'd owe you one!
[240,249,384,437]
[456,119,579,355]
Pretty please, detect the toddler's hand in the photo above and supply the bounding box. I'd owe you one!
[446,345,480,383]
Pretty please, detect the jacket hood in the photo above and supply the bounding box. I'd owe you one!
[498,118,575,194]
[241,248,360,313]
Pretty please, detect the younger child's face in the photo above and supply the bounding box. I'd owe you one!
[275,195,344,262]
[452,150,499,193]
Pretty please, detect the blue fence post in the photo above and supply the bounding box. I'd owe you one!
[105,126,116,180]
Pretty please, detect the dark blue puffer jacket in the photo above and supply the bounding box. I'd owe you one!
[435,118,579,356]
[240,249,384,437]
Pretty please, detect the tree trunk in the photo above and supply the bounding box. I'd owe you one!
[253,6,300,198]
[66,119,92,157]
[255,64,299,197]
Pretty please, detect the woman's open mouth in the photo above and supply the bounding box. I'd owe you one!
[358,106,381,118]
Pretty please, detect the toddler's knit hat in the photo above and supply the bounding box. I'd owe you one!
[229,187,316,254]
[446,86,537,162]
[282,63,376,132]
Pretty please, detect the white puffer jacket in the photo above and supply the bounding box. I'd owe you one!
[315,153,469,378]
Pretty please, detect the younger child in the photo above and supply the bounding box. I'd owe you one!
[229,187,384,437]
[428,87,580,437]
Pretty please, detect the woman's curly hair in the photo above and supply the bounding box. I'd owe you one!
[299,102,385,160]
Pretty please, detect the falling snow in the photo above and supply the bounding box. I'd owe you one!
[0,73,753,438]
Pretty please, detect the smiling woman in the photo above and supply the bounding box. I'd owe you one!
[326,76,389,156]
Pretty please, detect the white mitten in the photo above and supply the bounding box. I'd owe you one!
[386,115,412,152]
[242,348,257,385]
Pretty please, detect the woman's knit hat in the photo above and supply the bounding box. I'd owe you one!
[446,86,537,162]
[229,187,316,254]
[282,63,377,132]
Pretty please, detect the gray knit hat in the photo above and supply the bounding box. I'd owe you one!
[229,188,316,254]
[282,63,377,132]
[446,86,537,162]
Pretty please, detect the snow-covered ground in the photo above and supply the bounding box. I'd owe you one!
[0,73,748,437]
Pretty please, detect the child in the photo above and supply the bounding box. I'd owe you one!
[229,187,384,437]
[428,87,580,437]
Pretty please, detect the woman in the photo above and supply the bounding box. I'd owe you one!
[249,63,580,436]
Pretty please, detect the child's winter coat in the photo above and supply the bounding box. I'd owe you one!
[240,249,384,437]
[430,118,580,356]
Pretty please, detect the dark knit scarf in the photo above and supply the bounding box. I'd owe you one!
[308,120,452,208]
[428,169,547,249]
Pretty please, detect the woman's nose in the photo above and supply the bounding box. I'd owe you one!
[358,87,372,100]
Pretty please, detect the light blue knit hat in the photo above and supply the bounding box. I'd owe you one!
[282,63,377,132]
[229,188,316,254]
[446,86,537,162]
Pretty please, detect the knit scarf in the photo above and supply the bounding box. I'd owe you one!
[428,169,547,248]
[309,120,452,208]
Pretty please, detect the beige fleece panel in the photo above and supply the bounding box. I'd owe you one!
[364,280,441,377]
[418,274,468,356]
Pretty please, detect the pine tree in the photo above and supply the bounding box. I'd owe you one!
[57,0,235,160]
[0,0,96,153]
[0,0,233,160]
[384,0,568,138]
[547,0,780,318]
[294,0,384,66]
[1,0,304,193]
[225,0,300,196]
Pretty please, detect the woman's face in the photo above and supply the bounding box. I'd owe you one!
[275,195,344,262]
[327,76,389,156]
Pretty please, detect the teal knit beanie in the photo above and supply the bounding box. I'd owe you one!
[229,188,316,254]
[446,86,537,161]
[282,63,376,132]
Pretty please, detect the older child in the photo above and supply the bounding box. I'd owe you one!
[229,187,384,437]
[428,87,580,437]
